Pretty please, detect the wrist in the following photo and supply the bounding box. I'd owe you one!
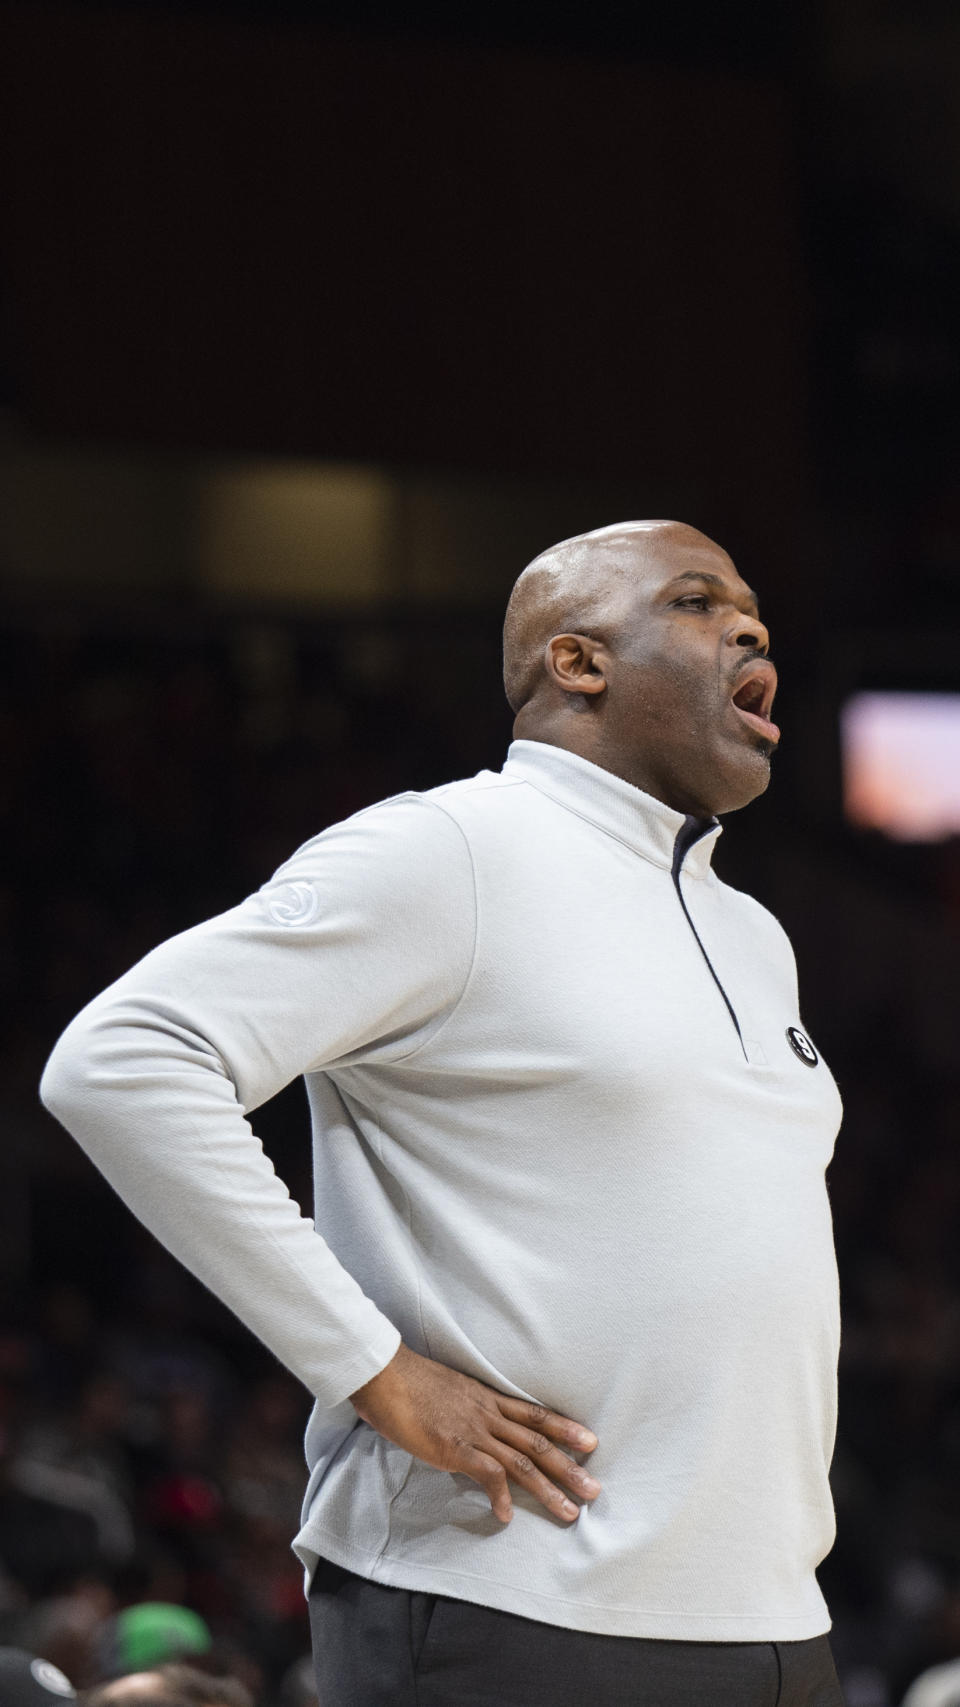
[349,1340,413,1413]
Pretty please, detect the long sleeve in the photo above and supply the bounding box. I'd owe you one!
[40,795,477,1408]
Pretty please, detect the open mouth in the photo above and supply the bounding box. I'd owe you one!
[730,661,780,743]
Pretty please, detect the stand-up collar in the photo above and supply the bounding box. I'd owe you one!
[503,740,722,879]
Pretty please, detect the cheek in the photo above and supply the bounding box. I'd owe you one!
[617,635,724,737]
[637,654,720,732]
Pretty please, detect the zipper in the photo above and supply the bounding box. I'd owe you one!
[671,817,748,1063]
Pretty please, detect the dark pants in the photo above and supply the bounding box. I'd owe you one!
[308,1557,846,1707]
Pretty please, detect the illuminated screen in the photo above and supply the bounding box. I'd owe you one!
[841,692,960,841]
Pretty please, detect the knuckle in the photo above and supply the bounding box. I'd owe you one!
[512,1453,534,1477]
[527,1432,551,1457]
[439,1435,467,1470]
[526,1403,549,1426]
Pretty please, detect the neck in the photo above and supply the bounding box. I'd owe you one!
[513,718,713,820]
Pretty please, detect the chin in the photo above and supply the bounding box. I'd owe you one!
[709,747,774,816]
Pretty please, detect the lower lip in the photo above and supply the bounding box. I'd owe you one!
[733,704,781,743]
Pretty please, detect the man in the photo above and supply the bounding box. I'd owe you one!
[42,522,845,1706]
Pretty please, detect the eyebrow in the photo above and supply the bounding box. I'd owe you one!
[667,570,759,615]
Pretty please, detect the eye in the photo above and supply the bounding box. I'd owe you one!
[674,594,709,610]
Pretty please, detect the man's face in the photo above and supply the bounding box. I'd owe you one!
[599,534,778,817]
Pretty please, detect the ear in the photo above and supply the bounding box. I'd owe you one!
[544,633,607,697]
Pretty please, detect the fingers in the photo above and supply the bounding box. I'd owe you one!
[460,1446,514,1523]
[463,1440,581,1525]
[351,1347,602,1529]
[488,1439,585,1523]
[496,1395,598,1454]
[493,1418,602,1509]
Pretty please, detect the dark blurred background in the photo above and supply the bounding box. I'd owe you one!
[1,2,959,1703]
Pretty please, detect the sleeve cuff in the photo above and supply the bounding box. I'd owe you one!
[309,1318,403,1411]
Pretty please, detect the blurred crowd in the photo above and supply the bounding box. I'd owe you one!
[1,605,958,1706]
[0,1280,318,1703]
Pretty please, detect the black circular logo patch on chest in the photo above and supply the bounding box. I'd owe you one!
[786,1026,818,1067]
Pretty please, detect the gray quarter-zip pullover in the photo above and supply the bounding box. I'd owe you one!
[41,741,842,1640]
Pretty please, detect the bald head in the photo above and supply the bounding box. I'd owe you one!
[502,520,722,715]
[499,517,776,815]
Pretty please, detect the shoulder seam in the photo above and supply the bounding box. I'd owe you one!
[388,799,482,1066]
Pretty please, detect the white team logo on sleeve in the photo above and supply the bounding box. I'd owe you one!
[264,880,322,927]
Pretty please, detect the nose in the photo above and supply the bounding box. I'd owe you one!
[731,613,770,655]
